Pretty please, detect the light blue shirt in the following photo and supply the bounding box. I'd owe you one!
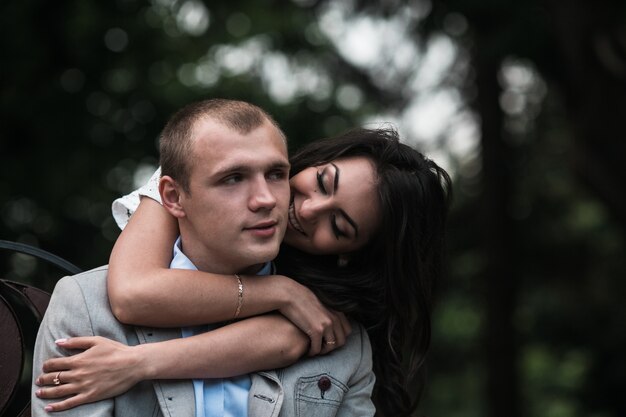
[171,237,273,417]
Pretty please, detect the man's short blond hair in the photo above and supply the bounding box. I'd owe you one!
[159,98,286,193]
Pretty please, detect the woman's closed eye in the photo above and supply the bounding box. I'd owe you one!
[331,214,348,239]
[316,163,338,195]
[316,170,327,194]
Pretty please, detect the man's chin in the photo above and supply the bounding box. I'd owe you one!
[246,245,281,264]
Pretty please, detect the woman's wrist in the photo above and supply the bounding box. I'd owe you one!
[133,343,159,381]
[269,274,297,313]
[236,273,293,317]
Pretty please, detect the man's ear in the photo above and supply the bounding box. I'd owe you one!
[159,175,186,218]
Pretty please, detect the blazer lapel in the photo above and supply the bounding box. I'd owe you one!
[135,326,196,417]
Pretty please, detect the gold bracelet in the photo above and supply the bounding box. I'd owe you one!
[233,274,243,319]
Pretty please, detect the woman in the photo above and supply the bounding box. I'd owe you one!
[36,127,451,416]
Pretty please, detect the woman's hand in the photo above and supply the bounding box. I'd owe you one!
[34,337,146,412]
[277,277,352,356]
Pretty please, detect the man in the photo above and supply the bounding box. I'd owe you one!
[32,98,292,417]
[32,99,374,416]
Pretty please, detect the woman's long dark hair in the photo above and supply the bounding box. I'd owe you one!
[275,127,452,417]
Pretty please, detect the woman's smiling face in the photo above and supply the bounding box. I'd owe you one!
[284,156,381,255]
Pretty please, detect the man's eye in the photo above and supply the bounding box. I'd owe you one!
[223,175,242,184]
[268,170,287,181]
[316,171,327,194]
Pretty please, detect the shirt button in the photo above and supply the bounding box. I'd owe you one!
[318,376,331,392]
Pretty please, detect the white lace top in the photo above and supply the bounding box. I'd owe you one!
[111,167,162,230]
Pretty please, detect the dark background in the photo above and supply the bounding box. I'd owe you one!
[1,1,625,416]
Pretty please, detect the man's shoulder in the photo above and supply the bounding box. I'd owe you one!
[52,265,110,301]
[58,264,109,284]
[72,264,109,279]
[46,264,134,340]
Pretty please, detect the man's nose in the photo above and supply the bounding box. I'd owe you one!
[249,178,277,211]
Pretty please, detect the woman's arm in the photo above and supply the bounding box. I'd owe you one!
[108,197,350,354]
[35,314,309,412]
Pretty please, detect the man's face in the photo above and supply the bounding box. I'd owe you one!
[176,118,290,274]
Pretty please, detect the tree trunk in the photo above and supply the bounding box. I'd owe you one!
[474,42,520,417]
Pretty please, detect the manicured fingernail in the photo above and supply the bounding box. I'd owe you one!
[36,389,42,396]
[55,338,67,344]
[45,405,53,411]
[35,378,41,385]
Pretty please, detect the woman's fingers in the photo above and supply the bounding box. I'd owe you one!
[40,336,102,374]
[40,394,93,413]
[36,369,78,388]
[319,312,343,355]
[307,310,355,356]
[338,312,352,336]
[333,312,347,346]
[278,279,355,357]
[36,371,63,387]
[35,383,77,399]
[41,357,72,374]
[316,311,353,356]
[319,334,337,355]
[55,336,101,350]
[307,328,323,356]
[303,317,330,356]
[34,375,99,411]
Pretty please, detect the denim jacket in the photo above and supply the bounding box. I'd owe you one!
[247,323,375,417]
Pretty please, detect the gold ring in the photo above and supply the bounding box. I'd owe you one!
[325,340,336,345]
[53,371,62,386]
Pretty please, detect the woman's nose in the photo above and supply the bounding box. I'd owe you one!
[299,196,331,221]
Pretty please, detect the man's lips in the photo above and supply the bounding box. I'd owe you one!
[245,220,278,230]
[288,201,306,235]
[244,220,279,238]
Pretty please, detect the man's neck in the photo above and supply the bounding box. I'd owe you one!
[238,263,265,275]
[177,236,265,275]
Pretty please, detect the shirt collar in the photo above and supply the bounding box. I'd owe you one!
[170,236,273,275]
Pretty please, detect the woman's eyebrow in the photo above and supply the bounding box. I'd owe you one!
[331,162,340,191]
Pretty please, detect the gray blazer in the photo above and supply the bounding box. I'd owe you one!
[32,266,375,417]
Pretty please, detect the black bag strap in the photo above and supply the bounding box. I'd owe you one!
[0,240,82,275]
